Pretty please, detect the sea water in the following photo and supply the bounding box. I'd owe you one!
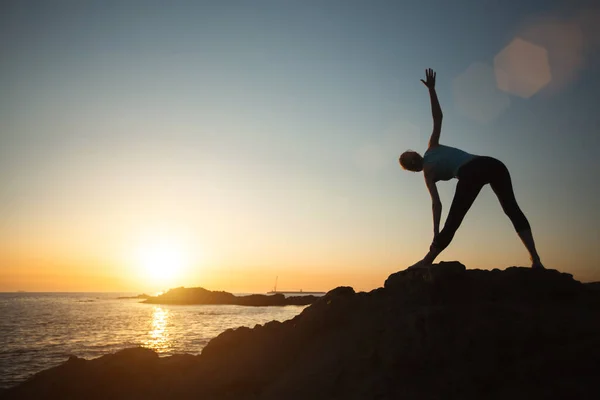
[0,292,307,388]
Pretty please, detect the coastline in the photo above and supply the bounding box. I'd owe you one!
[3,262,600,399]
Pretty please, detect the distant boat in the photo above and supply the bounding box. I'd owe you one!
[266,277,325,296]
[16,290,26,293]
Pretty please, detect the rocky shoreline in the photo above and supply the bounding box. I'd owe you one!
[2,262,599,399]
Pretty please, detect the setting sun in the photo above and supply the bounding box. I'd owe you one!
[135,239,190,286]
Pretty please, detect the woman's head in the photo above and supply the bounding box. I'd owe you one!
[399,150,423,172]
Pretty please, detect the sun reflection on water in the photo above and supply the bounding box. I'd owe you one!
[143,306,171,353]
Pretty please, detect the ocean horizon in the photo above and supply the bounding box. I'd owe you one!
[0,292,308,389]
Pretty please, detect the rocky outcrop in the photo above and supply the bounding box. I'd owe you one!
[3,262,600,400]
[141,287,318,306]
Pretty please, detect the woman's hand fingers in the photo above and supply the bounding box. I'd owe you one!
[422,68,437,88]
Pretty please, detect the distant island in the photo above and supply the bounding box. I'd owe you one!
[141,287,319,306]
[117,294,151,300]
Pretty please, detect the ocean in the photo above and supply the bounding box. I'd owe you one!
[0,292,307,389]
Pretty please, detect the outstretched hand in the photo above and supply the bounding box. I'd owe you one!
[420,68,436,89]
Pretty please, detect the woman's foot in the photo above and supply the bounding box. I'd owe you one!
[407,243,443,270]
[407,259,430,270]
[532,260,545,269]
[422,246,442,265]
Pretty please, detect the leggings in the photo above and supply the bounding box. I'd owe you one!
[432,156,530,251]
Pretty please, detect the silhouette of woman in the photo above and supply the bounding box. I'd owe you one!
[399,68,544,270]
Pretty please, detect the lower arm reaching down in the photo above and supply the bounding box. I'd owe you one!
[432,202,442,236]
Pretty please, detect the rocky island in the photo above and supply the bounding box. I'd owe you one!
[141,287,319,306]
[116,293,151,300]
[2,262,599,399]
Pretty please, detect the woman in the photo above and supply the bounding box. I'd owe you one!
[399,68,544,270]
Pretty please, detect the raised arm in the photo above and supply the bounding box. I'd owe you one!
[421,68,443,149]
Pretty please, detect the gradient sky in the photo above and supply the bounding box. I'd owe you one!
[1,0,599,293]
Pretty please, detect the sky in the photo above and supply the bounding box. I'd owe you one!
[1,0,599,293]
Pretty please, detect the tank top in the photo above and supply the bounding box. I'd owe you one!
[423,144,477,181]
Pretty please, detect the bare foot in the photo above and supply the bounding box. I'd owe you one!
[407,259,430,270]
[532,261,545,270]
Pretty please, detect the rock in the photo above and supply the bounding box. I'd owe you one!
[3,263,600,400]
[586,282,600,291]
[384,261,467,304]
[117,294,151,299]
[142,287,318,306]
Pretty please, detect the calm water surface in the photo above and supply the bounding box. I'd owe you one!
[0,292,307,388]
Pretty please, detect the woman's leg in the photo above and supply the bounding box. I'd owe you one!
[431,178,484,253]
[418,181,483,265]
[489,160,543,268]
[418,186,481,266]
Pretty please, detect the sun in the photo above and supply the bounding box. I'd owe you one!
[135,239,189,285]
